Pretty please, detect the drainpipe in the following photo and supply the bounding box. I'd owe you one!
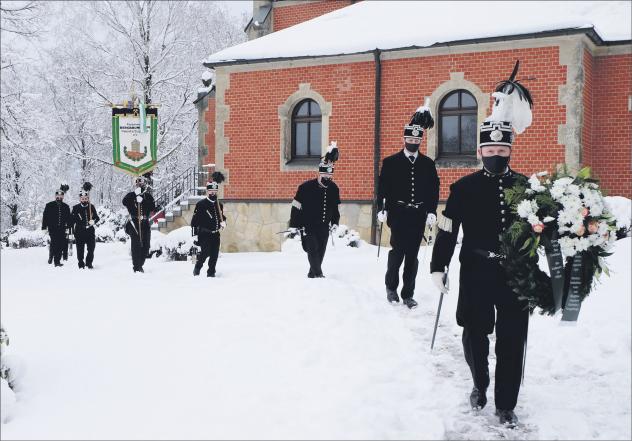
[371,48,382,245]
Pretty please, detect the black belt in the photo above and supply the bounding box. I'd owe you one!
[396,200,424,209]
[472,248,506,260]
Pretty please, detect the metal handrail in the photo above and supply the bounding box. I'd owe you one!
[151,166,207,223]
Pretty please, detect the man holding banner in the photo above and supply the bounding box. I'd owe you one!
[123,176,156,273]
[430,61,533,427]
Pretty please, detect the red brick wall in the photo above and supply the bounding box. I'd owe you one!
[223,62,376,199]
[590,53,632,198]
[203,96,216,167]
[217,46,567,201]
[380,47,567,200]
[273,0,354,32]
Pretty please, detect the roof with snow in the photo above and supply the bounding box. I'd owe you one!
[205,1,631,67]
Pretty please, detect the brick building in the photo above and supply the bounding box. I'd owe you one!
[196,0,631,252]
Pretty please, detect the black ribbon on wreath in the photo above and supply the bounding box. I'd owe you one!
[561,254,584,322]
[544,232,565,314]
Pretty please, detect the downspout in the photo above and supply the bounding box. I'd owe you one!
[371,48,382,245]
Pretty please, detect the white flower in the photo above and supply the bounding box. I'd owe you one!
[537,171,549,177]
[566,184,581,197]
[543,216,555,223]
[528,174,546,193]
[574,237,590,253]
[517,199,537,219]
[527,213,540,226]
[559,236,577,257]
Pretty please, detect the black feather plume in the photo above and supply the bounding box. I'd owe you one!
[324,149,339,163]
[211,171,225,184]
[60,184,69,193]
[494,60,533,108]
[82,182,93,192]
[409,100,434,130]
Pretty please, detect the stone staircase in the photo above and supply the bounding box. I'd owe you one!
[150,166,209,234]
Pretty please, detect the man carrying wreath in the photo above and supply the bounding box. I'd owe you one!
[430,61,533,427]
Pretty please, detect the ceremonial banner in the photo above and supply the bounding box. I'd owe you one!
[112,106,158,175]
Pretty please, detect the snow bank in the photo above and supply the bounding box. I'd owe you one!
[150,226,195,260]
[205,1,631,65]
[2,227,48,249]
[1,379,16,424]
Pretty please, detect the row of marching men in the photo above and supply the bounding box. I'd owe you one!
[42,179,157,272]
[41,61,533,427]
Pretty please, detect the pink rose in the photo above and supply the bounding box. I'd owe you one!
[532,224,545,234]
[576,225,586,236]
[588,221,599,234]
[581,207,590,217]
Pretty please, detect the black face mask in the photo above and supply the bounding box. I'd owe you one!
[482,155,510,175]
[320,176,332,186]
[404,143,419,153]
[81,202,89,207]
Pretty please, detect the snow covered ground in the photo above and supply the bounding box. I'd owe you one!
[1,236,630,440]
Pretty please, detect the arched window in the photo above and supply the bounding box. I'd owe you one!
[291,99,322,159]
[438,90,477,156]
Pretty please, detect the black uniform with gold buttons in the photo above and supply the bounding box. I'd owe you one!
[289,178,341,278]
[430,167,528,412]
[42,200,72,266]
[377,150,439,299]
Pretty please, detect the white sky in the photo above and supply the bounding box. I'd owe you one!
[222,0,253,21]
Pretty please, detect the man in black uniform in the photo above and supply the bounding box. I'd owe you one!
[191,171,227,278]
[42,184,72,267]
[71,182,100,269]
[377,101,439,309]
[430,61,533,427]
[289,143,341,278]
[123,176,156,273]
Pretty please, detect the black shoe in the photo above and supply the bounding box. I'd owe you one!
[78,262,85,269]
[54,262,63,267]
[207,272,216,278]
[86,264,93,269]
[316,274,325,278]
[403,298,418,309]
[307,271,315,278]
[48,257,53,264]
[193,266,201,276]
[386,288,399,303]
[469,387,487,410]
[138,267,144,273]
[495,409,519,427]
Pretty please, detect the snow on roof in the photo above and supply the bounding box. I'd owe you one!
[205,1,631,66]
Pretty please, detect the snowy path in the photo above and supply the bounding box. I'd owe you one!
[1,238,630,440]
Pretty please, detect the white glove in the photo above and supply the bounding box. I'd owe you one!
[426,213,437,226]
[136,195,143,203]
[88,220,95,226]
[330,224,338,233]
[288,227,300,234]
[432,271,449,295]
[220,221,226,230]
[134,187,142,195]
[68,234,74,241]
[377,210,387,223]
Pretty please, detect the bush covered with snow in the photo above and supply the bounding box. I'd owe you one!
[150,226,196,261]
[332,224,362,247]
[1,226,49,249]
[605,196,631,239]
[95,207,129,243]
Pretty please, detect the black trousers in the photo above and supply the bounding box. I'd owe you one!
[76,232,96,266]
[302,226,329,277]
[460,260,529,411]
[195,233,220,275]
[129,221,151,270]
[48,228,67,265]
[385,221,425,299]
